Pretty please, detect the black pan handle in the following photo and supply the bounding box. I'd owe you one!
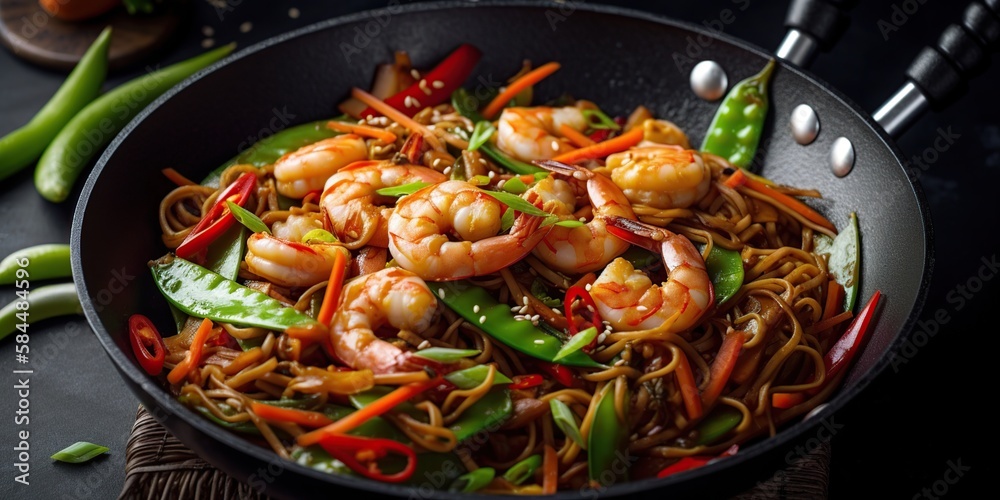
[777,0,858,67]
[874,0,1000,137]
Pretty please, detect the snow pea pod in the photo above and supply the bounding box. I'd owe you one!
[36,43,235,202]
[0,28,110,181]
[700,59,775,169]
[0,283,82,341]
[149,256,318,332]
[204,225,246,282]
[695,405,743,446]
[435,280,604,368]
[588,384,630,486]
[814,212,860,311]
[0,244,72,284]
[700,245,744,304]
[445,365,513,389]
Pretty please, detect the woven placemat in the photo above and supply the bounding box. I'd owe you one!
[120,406,830,499]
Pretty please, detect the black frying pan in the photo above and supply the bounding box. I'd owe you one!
[70,0,993,497]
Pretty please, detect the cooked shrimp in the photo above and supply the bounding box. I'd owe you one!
[591,216,713,332]
[388,180,549,281]
[524,161,635,274]
[330,267,437,374]
[605,146,710,209]
[271,213,324,242]
[273,134,368,198]
[321,160,446,249]
[496,107,587,162]
[244,233,350,288]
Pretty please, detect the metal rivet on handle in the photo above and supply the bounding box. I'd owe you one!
[690,61,728,101]
[789,104,820,145]
[830,137,855,177]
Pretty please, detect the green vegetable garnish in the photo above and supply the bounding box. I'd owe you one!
[51,442,109,464]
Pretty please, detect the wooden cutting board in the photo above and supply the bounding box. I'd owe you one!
[0,0,185,72]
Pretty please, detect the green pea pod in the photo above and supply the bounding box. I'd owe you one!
[813,212,860,312]
[450,467,495,492]
[50,442,109,464]
[201,119,341,186]
[503,454,542,485]
[0,28,111,181]
[699,244,745,304]
[149,256,317,332]
[435,280,604,368]
[444,365,513,389]
[448,388,512,442]
[588,384,630,486]
[36,43,236,202]
[620,246,660,273]
[550,399,585,449]
[695,405,743,446]
[0,244,72,284]
[204,225,247,282]
[451,88,543,175]
[413,347,480,363]
[0,283,82,341]
[700,59,775,168]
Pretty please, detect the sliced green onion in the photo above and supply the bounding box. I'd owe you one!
[375,181,430,197]
[482,190,550,218]
[469,174,491,186]
[301,229,338,243]
[503,454,542,485]
[468,121,495,151]
[583,109,621,130]
[501,176,528,194]
[413,347,481,363]
[449,467,495,492]
[550,399,585,449]
[226,201,270,234]
[500,207,515,232]
[553,326,598,362]
[445,365,513,389]
[554,219,585,228]
[51,442,109,463]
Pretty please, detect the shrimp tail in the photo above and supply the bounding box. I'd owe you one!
[468,211,550,277]
[603,215,664,252]
[533,159,593,180]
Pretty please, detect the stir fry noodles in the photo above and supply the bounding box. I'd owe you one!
[139,47,872,494]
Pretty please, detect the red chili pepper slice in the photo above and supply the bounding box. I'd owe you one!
[539,362,574,388]
[317,433,417,483]
[175,172,257,263]
[359,44,482,118]
[656,444,738,478]
[128,314,167,376]
[509,374,544,390]
[808,290,882,395]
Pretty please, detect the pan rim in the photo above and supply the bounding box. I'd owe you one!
[70,1,932,498]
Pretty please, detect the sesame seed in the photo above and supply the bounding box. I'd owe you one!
[432,80,445,89]
[531,314,541,321]
[585,283,592,291]
[647,425,663,436]
[551,309,561,315]
[487,171,495,178]
[614,359,625,366]
[636,305,648,312]
[497,179,506,189]
[419,79,433,96]
[417,340,431,349]
[514,315,525,321]
[443,166,452,175]
[534,339,545,345]
[201,38,215,48]
[518,306,529,315]
[437,288,446,299]
[201,26,214,37]
[479,315,487,324]
[239,22,253,33]
[572,171,589,180]
[586,305,595,312]
[551,141,560,151]
[597,332,608,344]
[288,7,300,19]
[433,158,442,167]
[579,217,587,222]
[410,69,421,79]
[404,96,415,108]
[532,320,540,326]
[479,158,487,165]
[473,305,480,313]
[511,306,522,312]
[523,296,529,305]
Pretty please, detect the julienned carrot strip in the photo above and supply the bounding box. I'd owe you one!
[674,351,703,421]
[162,168,196,187]
[296,377,441,447]
[700,329,745,407]
[771,392,805,409]
[807,310,854,335]
[250,402,335,427]
[483,62,561,119]
[317,251,348,327]
[326,121,397,143]
[558,124,595,148]
[167,318,213,384]
[551,126,643,164]
[542,444,558,495]
[823,281,844,321]
[724,169,836,231]
[350,87,444,152]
